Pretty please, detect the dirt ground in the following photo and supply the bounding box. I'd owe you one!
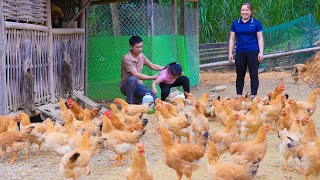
[1,69,320,180]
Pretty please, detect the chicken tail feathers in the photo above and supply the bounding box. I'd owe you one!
[197,131,209,146]
[69,152,80,163]
[142,119,149,126]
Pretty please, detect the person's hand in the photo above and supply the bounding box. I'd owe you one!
[151,74,158,80]
[228,53,234,62]
[258,53,264,62]
[152,88,158,94]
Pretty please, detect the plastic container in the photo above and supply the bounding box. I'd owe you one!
[142,93,155,114]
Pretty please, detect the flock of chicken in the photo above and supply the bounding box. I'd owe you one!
[0,83,319,180]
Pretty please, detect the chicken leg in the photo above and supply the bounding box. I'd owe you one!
[8,151,18,165]
[114,154,123,167]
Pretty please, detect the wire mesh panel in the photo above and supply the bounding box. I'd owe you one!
[87,1,199,101]
[261,14,319,69]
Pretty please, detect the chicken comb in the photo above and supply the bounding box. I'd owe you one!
[103,110,111,116]
[67,97,73,102]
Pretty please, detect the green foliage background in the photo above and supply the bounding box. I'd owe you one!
[159,0,320,43]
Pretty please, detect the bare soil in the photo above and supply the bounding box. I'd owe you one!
[1,70,319,180]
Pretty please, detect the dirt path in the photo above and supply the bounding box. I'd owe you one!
[1,70,319,180]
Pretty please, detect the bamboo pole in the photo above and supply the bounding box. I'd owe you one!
[199,46,320,69]
[0,0,6,115]
[52,28,85,35]
[47,0,55,103]
[65,0,93,28]
[171,0,177,34]
[5,22,48,32]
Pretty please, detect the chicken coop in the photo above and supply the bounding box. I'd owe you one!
[0,0,200,116]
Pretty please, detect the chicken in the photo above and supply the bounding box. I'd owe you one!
[295,53,320,87]
[18,113,46,157]
[296,88,320,116]
[269,83,286,102]
[0,126,34,164]
[228,124,271,165]
[114,98,149,116]
[293,63,310,83]
[104,111,148,132]
[287,137,320,180]
[109,103,143,124]
[190,101,210,142]
[126,143,153,180]
[260,94,285,125]
[241,97,263,140]
[210,112,240,155]
[44,118,72,155]
[59,131,92,180]
[67,126,83,150]
[155,104,192,143]
[278,116,305,170]
[276,103,296,131]
[101,116,146,166]
[79,109,101,136]
[164,103,178,117]
[67,98,85,121]
[291,66,300,83]
[157,127,208,180]
[207,140,259,180]
[59,97,69,116]
[300,119,317,145]
[287,98,310,121]
[224,97,243,111]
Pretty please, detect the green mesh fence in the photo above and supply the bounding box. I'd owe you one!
[261,14,320,69]
[87,2,199,101]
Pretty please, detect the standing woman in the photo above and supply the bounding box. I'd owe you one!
[228,2,264,99]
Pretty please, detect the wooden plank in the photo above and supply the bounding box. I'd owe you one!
[80,32,85,90]
[47,0,55,103]
[5,21,48,32]
[84,2,88,95]
[91,0,132,5]
[52,28,85,35]
[0,0,7,114]
[65,0,94,28]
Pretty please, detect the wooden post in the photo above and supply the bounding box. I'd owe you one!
[179,0,185,35]
[111,3,120,36]
[147,0,154,36]
[65,0,93,28]
[80,0,86,93]
[172,0,177,34]
[84,1,89,95]
[0,0,6,115]
[194,2,199,35]
[47,0,55,103]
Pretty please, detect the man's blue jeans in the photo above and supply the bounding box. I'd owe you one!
[120,76,157,104]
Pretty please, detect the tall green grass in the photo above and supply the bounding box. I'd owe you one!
[158,0,320,44]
